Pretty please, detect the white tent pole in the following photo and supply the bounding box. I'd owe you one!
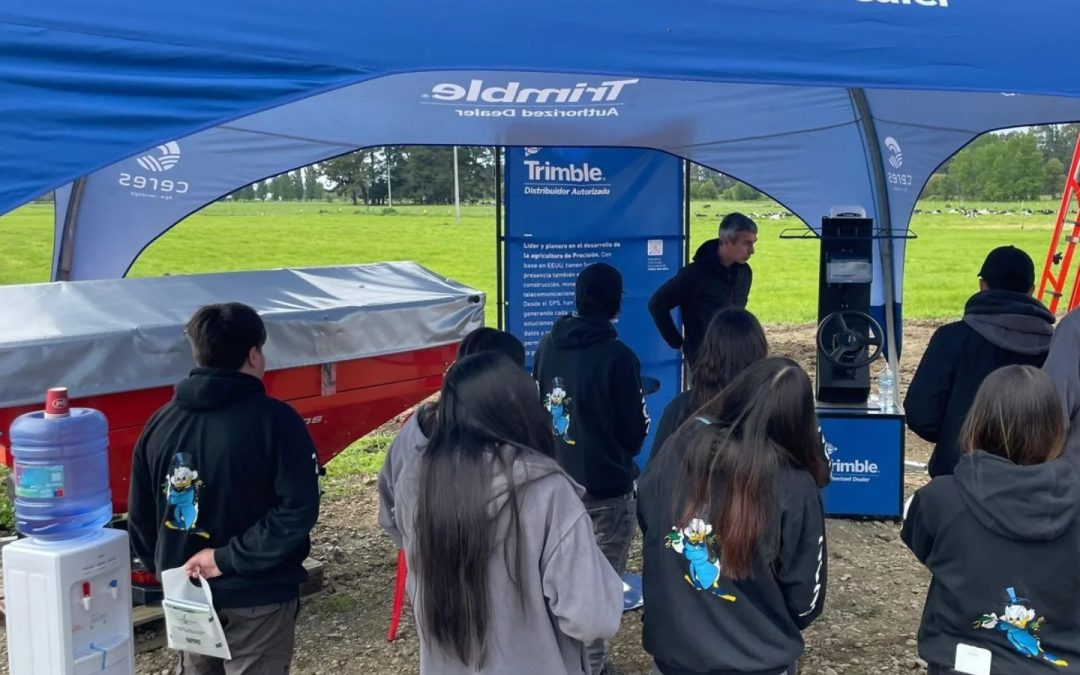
[453,145,461,224]
[849,88,900,408]
[386,149,393,207]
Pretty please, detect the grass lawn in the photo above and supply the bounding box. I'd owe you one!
[0,198,1058,326]
[0,197,1060,485]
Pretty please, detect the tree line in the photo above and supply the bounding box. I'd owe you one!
[229,147,496,205]
[689,125,1080,203]
[920,128,1069,201]
[230,125,1080,205]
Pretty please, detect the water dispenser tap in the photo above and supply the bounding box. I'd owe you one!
[109,579,119,599]
[81,581,91,611]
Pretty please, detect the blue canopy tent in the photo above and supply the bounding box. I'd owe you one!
[4,0,1080,380]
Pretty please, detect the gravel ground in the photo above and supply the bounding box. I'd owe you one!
[1,321,946,675]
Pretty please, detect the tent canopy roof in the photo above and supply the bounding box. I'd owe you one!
[4,0,1080,215]
[2,0,1079,315]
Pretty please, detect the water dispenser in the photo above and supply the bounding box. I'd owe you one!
[3,388,134,675]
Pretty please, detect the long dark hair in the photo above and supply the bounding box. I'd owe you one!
[416,327,527,435]
[689,308,768,410]
[414,351,556,668]
[674,358,825,579]
[960,365,1066,465]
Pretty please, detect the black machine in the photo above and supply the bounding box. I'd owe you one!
[816,209,885,403]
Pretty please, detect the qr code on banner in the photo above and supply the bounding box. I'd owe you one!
[647,239,663,256]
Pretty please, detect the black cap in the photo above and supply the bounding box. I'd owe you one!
[575,263,623,319]
[978,246,1035,294]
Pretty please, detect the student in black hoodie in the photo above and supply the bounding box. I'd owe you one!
[649,213,757,366]
[128,303,320,675]
[533,262,650,675]
[905,245,1055,477]
[648,307,768,466]
[902,365,1080,674]
[639,358,830,675]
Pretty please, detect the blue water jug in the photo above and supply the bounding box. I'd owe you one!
[10,393,112,540]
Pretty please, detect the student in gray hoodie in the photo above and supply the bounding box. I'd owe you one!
[905,246,1055,477]
[382,351,623,675]
[1044,306,1080,457]
[378,327,525,546]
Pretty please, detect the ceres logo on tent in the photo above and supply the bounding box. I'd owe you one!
[120,140,189,197]
[136,142,182,172]
[885,137,903,169]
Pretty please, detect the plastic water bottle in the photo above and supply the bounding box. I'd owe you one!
[10,387,112,540]
[876,364,896,413]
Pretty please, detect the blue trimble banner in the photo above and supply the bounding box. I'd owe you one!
[503,146,684,468]
[818,411,905,519]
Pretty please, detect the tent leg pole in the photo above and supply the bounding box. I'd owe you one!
[849,89,900,407]
[56,177,88,281]
[495,146,504,329]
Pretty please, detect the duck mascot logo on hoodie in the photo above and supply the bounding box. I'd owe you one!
[544,377,575,445]
[974,587,1067,666]
[666,518,736,602]
[163,452,210,539]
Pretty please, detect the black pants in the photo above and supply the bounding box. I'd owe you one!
[584,490,637,674]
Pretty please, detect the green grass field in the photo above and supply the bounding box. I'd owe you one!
[0,199,1057,324]
[0,197,1061,516]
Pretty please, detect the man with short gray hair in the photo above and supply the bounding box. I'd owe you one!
[648,212,757,366]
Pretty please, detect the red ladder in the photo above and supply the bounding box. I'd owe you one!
[1038,133,1080,314]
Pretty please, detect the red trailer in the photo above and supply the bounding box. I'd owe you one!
[0,262,485,513]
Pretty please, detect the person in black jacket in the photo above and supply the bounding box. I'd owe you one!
[905,245,1055,477]
[128,303,320,675]
[902,365,1080,674]
[648,213,757,366]
[639,358,830,675]
[648,307,767,466]
[1043,306,1080,457]
[533,262,650,675]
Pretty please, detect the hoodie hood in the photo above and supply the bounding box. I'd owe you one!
[692,238,721,265]
[550,314,617,349]
[174,367,265,410]
[489,447,584,507]
[692,238,750,271]
[962,290,1055,355]
[955,450,1079,542]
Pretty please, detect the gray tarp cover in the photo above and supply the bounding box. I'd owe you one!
[0,262,485,408]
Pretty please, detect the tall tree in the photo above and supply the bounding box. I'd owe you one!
[1044,157,1066,197]
[1005,134,1046,200]
[303,166,324,200]
[320,150,383,205]
[398,146,494,204]
[287,171,304,200]
[1036,123,1080,170]
[232,184,256,200]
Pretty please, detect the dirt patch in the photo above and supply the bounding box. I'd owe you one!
[1,321,949,675]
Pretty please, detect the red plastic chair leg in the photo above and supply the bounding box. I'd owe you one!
[387,549,408,641]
